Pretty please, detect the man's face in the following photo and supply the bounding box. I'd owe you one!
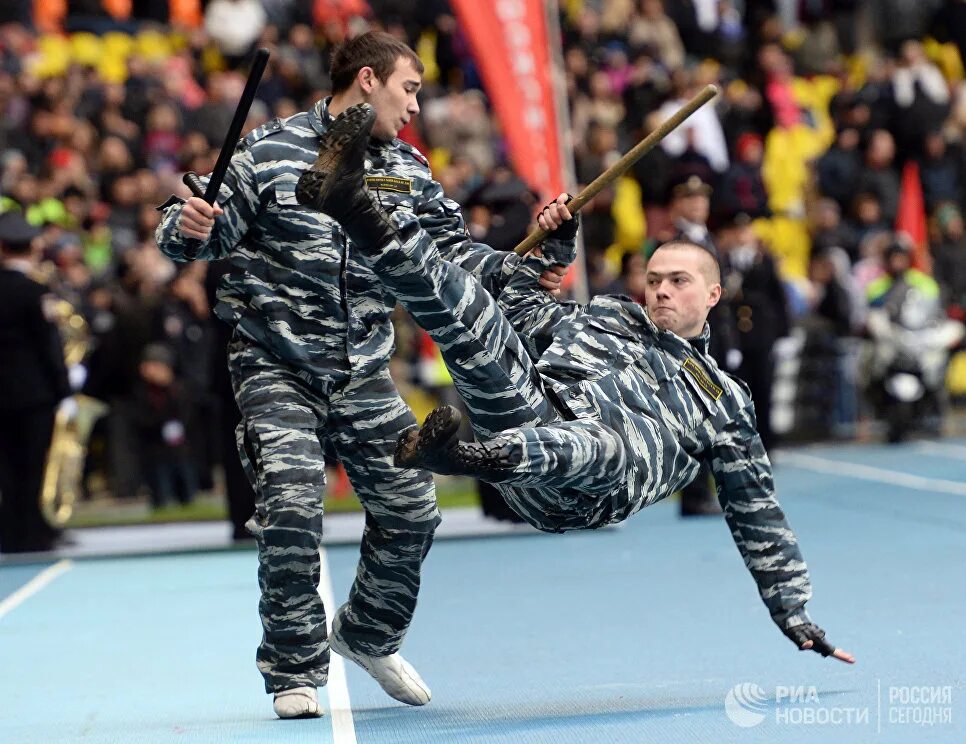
[644,246,721,338]
[364,57,422,141]
[719,223,755,249]
[673,193,710,225]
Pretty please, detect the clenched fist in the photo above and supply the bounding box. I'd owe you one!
[178,197,224,240]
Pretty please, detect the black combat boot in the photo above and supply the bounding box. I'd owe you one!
[394,405,519,477]
[295,102,401,248]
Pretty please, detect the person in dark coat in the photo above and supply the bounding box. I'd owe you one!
[817,127,862,214]
[0,211,71,553]
[855,130,900,224]
[717,133,769,220]
[131,343,196,509]
[717,212,790,451]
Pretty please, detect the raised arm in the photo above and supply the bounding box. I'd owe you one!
[499,199,583,358]
[155,145,261,262]
[415,178,518,295]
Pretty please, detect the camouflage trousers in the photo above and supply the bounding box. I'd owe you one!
[229,338,440,692]
[362,219,627,532]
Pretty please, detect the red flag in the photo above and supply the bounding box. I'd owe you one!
[895,160,931,272]
[449,0,565,202]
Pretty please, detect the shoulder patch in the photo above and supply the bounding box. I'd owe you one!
[683,357,723,400]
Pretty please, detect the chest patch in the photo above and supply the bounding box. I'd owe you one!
[365,176,413,194]
[682,357,723,401]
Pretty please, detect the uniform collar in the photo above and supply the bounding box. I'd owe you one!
[631,299,712,356]
[308,97,335,136]
[643,309,711,357]
[597,295,710,356]
[687,323,712,355]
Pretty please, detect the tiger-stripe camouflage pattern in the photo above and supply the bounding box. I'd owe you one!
[358,211,814,633]
[154,98,511,692]
[231,339,440,692]
[358,216,628,530]
[155,98,518,387]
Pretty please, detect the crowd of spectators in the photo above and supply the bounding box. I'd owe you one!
[0,0,964,508]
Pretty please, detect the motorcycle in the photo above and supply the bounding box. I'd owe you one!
[866,282,965,442]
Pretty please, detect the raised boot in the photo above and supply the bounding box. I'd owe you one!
[295,102,401,248]
[394,406,520,478]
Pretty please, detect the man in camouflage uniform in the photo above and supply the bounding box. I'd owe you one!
[299,103,856,665]
[155,33,565,718]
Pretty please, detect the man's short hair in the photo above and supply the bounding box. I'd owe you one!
[651,240,721,285]
[330,31,424,94]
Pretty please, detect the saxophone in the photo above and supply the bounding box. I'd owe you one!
[39,297,108,527]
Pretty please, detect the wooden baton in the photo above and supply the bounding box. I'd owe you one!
[512,83,719,256]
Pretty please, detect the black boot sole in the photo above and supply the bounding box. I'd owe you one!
[394,405,462,468]
[296,103,376,210]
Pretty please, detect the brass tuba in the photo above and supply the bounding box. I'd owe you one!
[40,298,108,527]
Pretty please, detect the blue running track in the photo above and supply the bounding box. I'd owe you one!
[1,438,963,743]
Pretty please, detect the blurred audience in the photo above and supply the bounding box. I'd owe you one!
[0,0,964,537]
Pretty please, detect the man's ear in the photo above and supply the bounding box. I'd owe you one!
[358,66,376,93]
[707,282,722,308]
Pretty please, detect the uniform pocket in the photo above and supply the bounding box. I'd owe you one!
[273,176,302,206]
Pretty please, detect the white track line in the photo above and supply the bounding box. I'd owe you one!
[775,452,966,496]
[0,559,73,619]
[318,548,357,744]
[914,441,966,458]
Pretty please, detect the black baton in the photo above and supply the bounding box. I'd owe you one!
[182,48,270,255]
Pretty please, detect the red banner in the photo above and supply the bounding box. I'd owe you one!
[895,160,931,273]
[450,0,565,201]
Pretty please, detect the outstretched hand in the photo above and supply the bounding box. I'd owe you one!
[784,623,855,664]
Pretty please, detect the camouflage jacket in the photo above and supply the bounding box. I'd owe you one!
[499,249,813,631]
[156,98,517,385]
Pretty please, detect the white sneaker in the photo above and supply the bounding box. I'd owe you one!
[273,686,323,719]
[329,628,431,706]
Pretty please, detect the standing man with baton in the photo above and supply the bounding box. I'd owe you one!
[156,33,566,719]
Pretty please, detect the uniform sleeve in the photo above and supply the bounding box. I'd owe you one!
[498,245,583,359]
[155,146,261,262]
[709,401,814,631]
[414,178,518,295]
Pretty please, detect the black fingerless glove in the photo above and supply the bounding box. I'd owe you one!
[541,195,579,243]
[783,623,835,657]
